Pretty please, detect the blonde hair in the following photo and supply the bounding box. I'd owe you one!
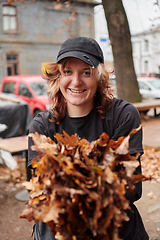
[42,61,113,124]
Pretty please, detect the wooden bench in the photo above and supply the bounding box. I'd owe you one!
[133,100,160,116]
[0,135,32,181]
[0,135,28,154]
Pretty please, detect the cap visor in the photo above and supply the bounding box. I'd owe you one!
[56,51,99,67]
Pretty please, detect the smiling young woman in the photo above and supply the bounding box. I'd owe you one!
[28,36,149,240]
[58,58,99,117]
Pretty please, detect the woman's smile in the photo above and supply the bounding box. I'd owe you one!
[68,88,86,93]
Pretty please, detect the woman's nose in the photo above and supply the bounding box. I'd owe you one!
[72,73,82,86]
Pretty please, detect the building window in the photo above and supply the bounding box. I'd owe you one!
[144,60,148,72]
[6,54,19,75]
[2,5,18,33]
[144,39,149,52]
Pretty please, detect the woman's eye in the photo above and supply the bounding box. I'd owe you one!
[83,71,91,76]
[63,70,71,75]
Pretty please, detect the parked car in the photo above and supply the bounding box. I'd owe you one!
[0,75,50,116]
[137,77,160,99]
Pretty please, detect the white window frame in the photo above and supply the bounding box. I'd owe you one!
[144,60,148,73]
[2,5,18,33]
[144,39,149,52]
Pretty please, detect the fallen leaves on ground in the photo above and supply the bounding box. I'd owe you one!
[0,156,28,192]
[141,147,160,182]
[0,156,26,180]
[20,128,152,240]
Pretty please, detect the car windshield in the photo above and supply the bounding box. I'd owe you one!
[30,81,48,95]
[148,80,160,89]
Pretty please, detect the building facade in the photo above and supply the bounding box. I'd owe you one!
[0,0,98,81]
[131,29,160,77]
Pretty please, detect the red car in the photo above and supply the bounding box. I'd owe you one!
[0,75,50,116]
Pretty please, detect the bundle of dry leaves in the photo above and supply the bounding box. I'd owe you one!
[20,127,151,240]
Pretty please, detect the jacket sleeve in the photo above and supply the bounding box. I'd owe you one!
[125,155,142,202]
[111,100,143,202]
[112,101,143,155]
[28,111,55,168]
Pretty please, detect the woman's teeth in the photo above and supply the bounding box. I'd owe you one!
[70,89,84,93]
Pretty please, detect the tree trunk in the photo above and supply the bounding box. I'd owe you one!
[102,0,141,103]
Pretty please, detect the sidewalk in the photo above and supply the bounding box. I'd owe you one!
[136,115,160,240]
[142,116,160,148]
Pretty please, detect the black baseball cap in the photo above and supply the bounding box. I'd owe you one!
[56,36,104,68]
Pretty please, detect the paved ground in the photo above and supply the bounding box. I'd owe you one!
[135,181,160,240]
[137,114,160,240]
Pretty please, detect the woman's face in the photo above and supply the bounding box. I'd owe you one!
[59,57,98,116]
